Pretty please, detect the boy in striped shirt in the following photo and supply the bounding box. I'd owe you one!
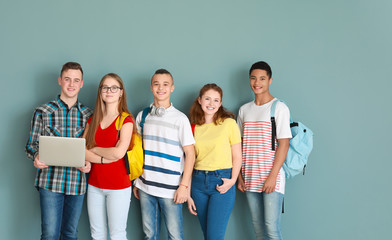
[237,61,292,240]
[133,69,195,240]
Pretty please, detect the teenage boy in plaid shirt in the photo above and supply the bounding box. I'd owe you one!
[25,62,93,240]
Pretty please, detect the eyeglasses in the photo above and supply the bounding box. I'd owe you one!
[101,86,122,93]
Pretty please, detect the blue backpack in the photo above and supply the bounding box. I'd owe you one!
[271,100,314,179]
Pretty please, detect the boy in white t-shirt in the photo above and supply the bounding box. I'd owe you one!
[237,61,292,240]
[133,69,195,240]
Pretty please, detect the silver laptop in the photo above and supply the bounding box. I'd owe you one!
[39,136,86,167]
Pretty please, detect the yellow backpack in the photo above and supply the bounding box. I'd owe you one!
[115,112,144,181]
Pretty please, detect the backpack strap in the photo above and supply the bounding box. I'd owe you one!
[116,112,131,138]
[270,100,279,151]
[140,107,150,136]
[191,123,195,136]
[270,99,292,151]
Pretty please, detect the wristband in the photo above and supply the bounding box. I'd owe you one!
[101,156,104,164]
[180,184,188,189]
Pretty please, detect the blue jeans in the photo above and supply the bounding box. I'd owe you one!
[191,169,235,240]
[245,191,284,240]
[87,185,132,240]
[39,187,84,240]
[139,189,184,240]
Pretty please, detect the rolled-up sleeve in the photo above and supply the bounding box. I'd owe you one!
[25,109,43,160]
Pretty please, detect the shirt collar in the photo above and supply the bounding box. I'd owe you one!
[150,102,173,110]
[56,95,82,111]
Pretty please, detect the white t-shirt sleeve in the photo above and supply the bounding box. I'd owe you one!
[237,107,244,136]
[275,102,292,139]
[178,116,195,147]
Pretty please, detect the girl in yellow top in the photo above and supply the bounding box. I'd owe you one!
[187,83,242,240]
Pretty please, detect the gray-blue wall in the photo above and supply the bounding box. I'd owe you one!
[1,0,391,239]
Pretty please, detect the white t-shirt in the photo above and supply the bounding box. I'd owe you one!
[237,98,292,194]
[134,104,195,199]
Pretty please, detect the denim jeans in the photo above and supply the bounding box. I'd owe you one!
[245,191,284,240]
[191,169,235,240]
[87,185,132,240]
[39,187,84,240]
[139,189,184,240]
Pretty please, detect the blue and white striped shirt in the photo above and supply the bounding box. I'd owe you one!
[134,105,195,199]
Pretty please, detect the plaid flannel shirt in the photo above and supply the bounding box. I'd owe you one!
[25,95,93,195]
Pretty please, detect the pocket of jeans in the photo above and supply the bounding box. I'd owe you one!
[213,174,227,187]
[217,171,232,180]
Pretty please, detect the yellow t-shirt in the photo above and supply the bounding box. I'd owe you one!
[194,118,241,171]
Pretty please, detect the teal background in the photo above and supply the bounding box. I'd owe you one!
[1,0,391,239]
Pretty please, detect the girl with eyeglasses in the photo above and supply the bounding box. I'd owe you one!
[83,73,136,240]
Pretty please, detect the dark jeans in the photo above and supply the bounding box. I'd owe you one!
[191,169,235,240]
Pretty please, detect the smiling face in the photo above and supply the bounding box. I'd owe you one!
[150,73,174,105]
[58,69,84,101]
[249,69,272,96]
[100,77,123,104]
[198,89,222,119]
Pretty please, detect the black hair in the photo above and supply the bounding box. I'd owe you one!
[249,61,272,78]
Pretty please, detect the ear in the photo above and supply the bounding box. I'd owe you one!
[198,97,201,105]
[171,84,175,92]
[58,77,62,86]
[80,79,84,88]
[269,77,273,85]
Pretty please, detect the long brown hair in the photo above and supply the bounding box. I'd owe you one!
[85,73,135,149]
[189,83,235,125]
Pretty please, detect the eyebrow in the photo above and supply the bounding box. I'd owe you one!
[152,81,171,84]
[204,96,221,100]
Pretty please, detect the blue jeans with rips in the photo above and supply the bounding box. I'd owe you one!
[39,187,84,240]
[139,189,184,240]
[191,169,235,240]
[245,191,284,240]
